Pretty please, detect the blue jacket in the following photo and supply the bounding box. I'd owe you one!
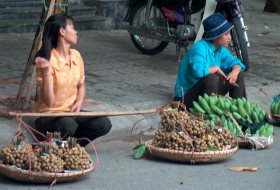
[175,39,246,98]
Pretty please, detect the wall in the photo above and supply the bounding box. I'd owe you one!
[84,0,128,29]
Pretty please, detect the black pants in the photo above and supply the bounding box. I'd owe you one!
[176,72,247,109]
[35,116,112,147]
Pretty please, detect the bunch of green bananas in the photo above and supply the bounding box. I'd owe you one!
[208,115,243,136]
[192,94,266,124]
[249,123,274,137]
[270,100,280,115]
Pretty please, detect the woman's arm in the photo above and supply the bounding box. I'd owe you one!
[35,57,55,106]
[220,48,244,84]
[71,82,86,112]
[220,47,246,72]
[71,51,86,112]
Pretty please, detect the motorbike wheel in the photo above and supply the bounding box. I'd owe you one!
[129,3,169,55]
[230,18,249,71]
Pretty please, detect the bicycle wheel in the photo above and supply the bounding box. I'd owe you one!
[129,2,169,55]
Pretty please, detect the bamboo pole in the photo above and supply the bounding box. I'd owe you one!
[16,0,66,110]
[15,7,46,108]
[9,109,158,117]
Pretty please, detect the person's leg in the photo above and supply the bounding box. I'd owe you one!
[229,72,247,99]
[50,117,79,140]
[74,117,112,147]
[184,74,220,109]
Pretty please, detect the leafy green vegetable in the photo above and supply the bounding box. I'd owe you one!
[134,144,147,159]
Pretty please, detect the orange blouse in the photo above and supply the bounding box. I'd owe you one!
[36,49,85,113]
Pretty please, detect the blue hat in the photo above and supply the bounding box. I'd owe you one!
[202,13,233,40]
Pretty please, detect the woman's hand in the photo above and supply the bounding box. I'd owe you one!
[35,57,51,76]
[227,70,239,84]
[227,65,242,84]
[71,100,83,112]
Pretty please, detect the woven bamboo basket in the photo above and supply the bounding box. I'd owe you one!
[271,114,280,123]
[145,140,238,163]
[236,137,252,149]
[0,162,94,183]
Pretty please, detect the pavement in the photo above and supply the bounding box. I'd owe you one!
[0,0,279,189]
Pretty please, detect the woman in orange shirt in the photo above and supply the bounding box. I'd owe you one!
[34,13,111,146]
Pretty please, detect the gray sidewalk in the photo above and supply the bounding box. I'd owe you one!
[0,0,280,143]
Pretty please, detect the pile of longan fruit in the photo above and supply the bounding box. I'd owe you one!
[152,109,236,152]
[0,134,91,173]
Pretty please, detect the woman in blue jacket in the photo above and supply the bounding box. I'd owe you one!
[174,12,247,109]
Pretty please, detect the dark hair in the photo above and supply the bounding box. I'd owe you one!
[36,13,74,60]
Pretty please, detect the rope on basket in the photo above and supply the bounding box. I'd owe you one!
[130,114,158,145]
[77,137,99,172]
[15,111,46,142]
[50,174,58,188]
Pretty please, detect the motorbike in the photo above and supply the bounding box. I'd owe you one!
[123,0,250,71]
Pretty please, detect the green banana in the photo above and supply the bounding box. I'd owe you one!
[247,118,253,124]
[218,97,226,111]
[242,97,247,104]
[268,124,274,136]
[203,93,210,102]
[232,112,242,120]
[278,102,280,115]
[271,100,280,115]
[209,114,219,120]
[198,96,212,114]
[230,104,239,112]
[235,126,242,136]
[258,110,266,122]
[256,123,273,137]
[238,104,247,118]
[244,101,251,115]
[251,111,260,123]
[193,101,205,114]
[209,95,218,106]
[271,101,276,113]
[222,117,228,129]
[227,119,232,130]
[224,101,231,112]
[231,99,237,106]
[253,104,261,115]
[256,104,264,113]
[264,126,271,137]
[232,127,237,134]
[211,105,224,116]
[259,125,265,136]
[237,98,244,108]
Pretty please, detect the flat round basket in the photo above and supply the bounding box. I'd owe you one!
[146,140,238,164]
[236,137,252,149]
[0,163,94,183]
[271,114,280,123]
